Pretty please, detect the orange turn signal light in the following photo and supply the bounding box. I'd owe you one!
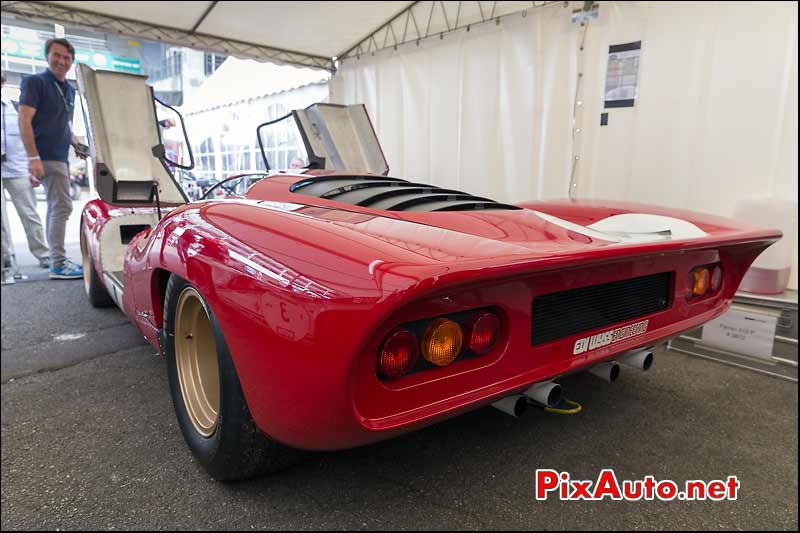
[421,318,463,366]
[690,267,710,297]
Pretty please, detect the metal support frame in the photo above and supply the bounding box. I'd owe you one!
[568,14,590,199]
[339,0,560,60]
[0,0,334,71]
[568,0,595,199]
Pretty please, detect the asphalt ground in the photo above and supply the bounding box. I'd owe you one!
[1,273,798,530]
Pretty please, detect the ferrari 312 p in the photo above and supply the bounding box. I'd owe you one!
[75,65,781,480]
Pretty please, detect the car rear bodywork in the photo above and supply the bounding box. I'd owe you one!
[75,63,780,455]
[96,180,776,450]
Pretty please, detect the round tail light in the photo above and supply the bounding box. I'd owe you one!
[690,267,710,297]
[711,265,723,291]
[468,312,501,354]
[421,318,463,366]
[377,329,418,379]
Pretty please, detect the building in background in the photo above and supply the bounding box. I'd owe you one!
[141,43,227,106]
[1,17,142,88]
[1,16,225,106]
[1,16,331,187]
[1,15,230,199]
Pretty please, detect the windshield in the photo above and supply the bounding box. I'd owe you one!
[256,104,388,175]
[199,173,266,200]
[256,113,310,171]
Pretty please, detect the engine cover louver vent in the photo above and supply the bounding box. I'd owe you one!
[290,176,520,212]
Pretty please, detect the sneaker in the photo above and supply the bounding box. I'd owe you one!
[49,259,84,280]
[38,257,50,269]
[1,269,15,285]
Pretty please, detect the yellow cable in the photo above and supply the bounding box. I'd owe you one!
[544,399,582,415]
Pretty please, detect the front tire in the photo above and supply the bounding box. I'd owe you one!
[163,275,300,480]
[80,223,114,308]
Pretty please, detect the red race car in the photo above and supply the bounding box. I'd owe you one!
[76,65,780,480]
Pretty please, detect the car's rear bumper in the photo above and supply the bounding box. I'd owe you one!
[220,243,767,451]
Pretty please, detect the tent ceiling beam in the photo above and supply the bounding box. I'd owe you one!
[190,1,219,34]
[339,0,559,61]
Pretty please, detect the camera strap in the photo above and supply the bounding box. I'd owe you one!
[53,80,74,129]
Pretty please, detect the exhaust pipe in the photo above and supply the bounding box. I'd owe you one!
[618,348,654,371]
[523,381,562,407]
[589,361,620,383]
[492,395,528,418]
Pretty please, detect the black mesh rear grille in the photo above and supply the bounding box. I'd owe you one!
[531,272,672,346]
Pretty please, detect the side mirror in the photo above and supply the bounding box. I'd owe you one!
[256,113,312,171]
[153,98,195,171]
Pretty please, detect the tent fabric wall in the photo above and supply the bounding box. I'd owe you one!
[330,4,577,203]
[330,1,798,290]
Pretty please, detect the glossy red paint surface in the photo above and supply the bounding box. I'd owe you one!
[82,172,781,451]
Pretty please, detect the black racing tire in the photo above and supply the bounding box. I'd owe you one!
[80,223,114,308]
[163,274,302,481]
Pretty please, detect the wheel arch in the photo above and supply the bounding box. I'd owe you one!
[151,267,173,329]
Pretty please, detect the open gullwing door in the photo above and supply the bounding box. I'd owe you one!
[76,63,188,206]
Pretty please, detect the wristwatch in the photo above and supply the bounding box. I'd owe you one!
[28,155,41,161]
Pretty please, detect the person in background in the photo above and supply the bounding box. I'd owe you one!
[1,71,50,285]
[17,37,88,280]
[157,116,179,174]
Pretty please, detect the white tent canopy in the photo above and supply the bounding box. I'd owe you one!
[180,56,329,114]
[2,1,415,69]
[1,2,555,69]
[54,0,414,57]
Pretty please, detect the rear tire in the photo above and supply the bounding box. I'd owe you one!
[81,223,114,308]
[163,275,301,480]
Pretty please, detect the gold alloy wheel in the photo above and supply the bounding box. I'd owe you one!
[80,229,91,293]
[175,287,220,437]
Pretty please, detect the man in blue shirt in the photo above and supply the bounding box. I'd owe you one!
[18,38,85,280]
[2,72,49,284]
